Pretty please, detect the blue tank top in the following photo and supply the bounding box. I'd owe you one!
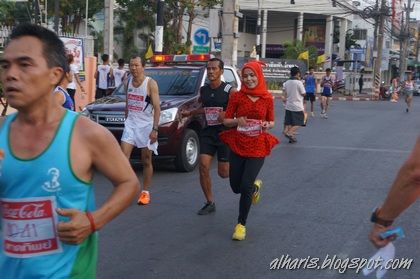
[304,74,316,93]
[0,110,97,279]
[56,86,75,110]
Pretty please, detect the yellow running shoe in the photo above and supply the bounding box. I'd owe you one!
[232,224,246,241]
[137,191,150,205]
[252,179,263,205]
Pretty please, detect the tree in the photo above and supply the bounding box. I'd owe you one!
[50,0,103,34]
[283,40,318,68]
[0,1,32,25]
[115,0,155,59]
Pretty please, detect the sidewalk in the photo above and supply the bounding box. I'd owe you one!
[271,90,377,101]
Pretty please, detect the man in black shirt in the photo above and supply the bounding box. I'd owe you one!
[182,58,236,215]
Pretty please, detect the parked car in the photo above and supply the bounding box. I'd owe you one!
[414,79,420,96]
[81,54,241,172]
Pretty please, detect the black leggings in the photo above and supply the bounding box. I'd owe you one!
[229,152,265,226]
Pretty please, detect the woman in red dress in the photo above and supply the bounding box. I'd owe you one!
[220,60,279,241]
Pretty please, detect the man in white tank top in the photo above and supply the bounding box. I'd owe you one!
[94,54,113,99]
[121,55,161,205]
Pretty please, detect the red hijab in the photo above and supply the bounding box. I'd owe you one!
[239,60,271,99]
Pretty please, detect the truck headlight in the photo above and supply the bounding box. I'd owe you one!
[159,108,178,125]
[80,107,90,117]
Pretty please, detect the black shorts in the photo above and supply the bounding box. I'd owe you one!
[304,94,315,102]
[200,127,229,162]
[284,110,304,126]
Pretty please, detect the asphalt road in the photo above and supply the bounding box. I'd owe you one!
[94,97,420,279]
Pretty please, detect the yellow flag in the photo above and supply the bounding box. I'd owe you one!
[297,50,309,60]
[145,44,154,59]
[317,54,326,64]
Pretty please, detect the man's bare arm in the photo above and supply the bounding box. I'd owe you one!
[57,119,139,244]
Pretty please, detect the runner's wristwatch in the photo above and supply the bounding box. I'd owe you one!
[370,208,393,227]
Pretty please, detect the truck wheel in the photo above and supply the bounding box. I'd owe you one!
[174,129,199,172]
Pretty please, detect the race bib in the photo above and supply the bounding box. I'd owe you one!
[204,107,223,126]
[237,119,262,137]
[127,94,144,112]
[2,196,62,258]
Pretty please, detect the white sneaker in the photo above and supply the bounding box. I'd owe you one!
[311,112,315,117]
[323,113,328,119]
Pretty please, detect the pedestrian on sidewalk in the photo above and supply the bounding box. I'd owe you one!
[402,72,414,112]
[303,66,316,117]
[66,53,85,110]
[369,136,420,248]
[120,55,161,205]
[181,58,237,215]
[0,23,139,278]
[390,76,400,103]
[220,60,279,241]
[358,73,364,94]
[283,66,306,143]
[320,68,335,118]
[95,54,113,99]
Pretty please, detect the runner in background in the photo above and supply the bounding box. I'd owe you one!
[303,67,317,118]
[320,68,335,119]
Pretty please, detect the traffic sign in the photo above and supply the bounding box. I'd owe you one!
[194,28,210,46]
[193,46,209,54]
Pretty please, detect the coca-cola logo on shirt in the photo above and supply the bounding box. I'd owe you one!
[2,202,52,220]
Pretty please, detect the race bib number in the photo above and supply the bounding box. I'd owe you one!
[1,196,62,258]
[237,119,262,137]
[127,94,144,112]
[204,107,223,126]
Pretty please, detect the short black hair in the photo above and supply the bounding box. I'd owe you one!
[326,68,331,72]
[118,58,125,67]
[309,66,314,70]
[290,66,300,77]
[208,58,224,70]
[102,54,109,62]
[130,55,146,67]
[9,23,67,72]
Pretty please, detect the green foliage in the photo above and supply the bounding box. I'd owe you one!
[0,1,31,25]
[283,40,306,60]
[282,40,319,69]
[115,0,154,59]
[266,80,281,90]
[346,30,360,50]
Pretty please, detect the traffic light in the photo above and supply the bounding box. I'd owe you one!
[332,0,336,7]
[291,0,295,4]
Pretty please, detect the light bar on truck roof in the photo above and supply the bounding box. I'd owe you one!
[151,54,212,63]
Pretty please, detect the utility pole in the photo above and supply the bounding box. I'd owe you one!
[221,0,239,67]
[372,0,386,98]
[399,0,413,80]
[155,0,165,54]
[54,0,59,33]
[256,0,261,60]
[104,0,114,60]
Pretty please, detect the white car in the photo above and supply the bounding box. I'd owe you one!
[414,79,420,96]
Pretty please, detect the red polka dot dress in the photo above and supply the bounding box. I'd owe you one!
[219,91,279,157]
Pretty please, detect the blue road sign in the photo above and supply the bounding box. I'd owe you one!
[194,28,209,46]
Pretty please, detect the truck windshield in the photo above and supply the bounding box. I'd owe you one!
[113,68,200,97]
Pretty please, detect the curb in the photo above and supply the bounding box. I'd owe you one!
[272,93,376,102]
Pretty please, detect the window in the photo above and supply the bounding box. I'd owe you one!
[239,15,257,34]
[223,69,238,88]
[353,29,367,40]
